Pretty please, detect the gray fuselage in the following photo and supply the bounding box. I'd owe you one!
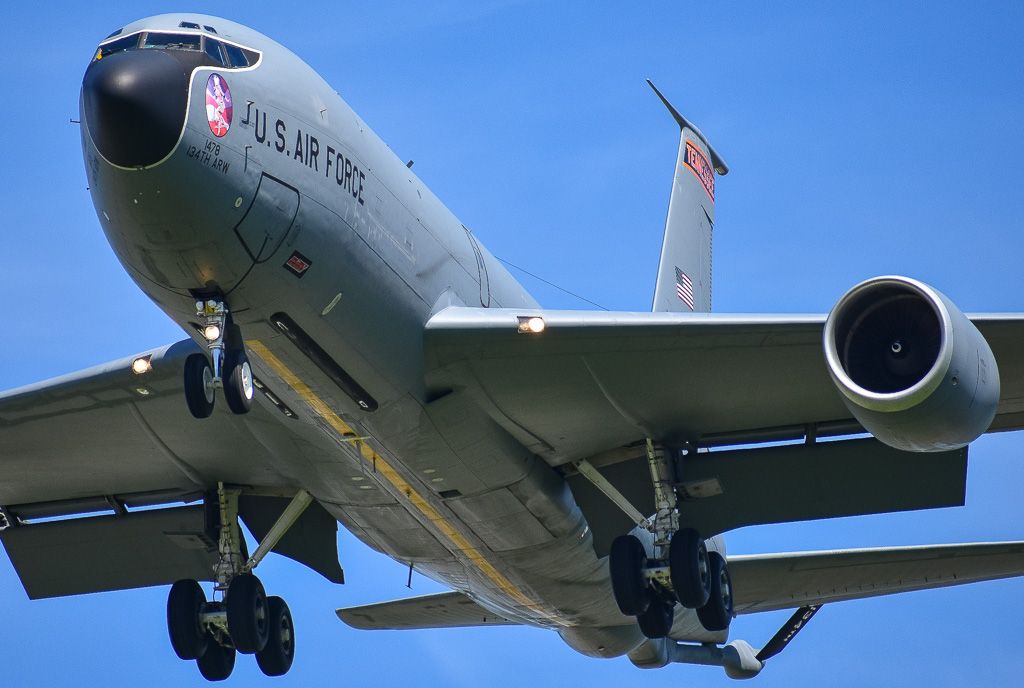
[79,13,722,658]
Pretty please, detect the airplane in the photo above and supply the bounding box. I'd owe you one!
[1,11,1023,683]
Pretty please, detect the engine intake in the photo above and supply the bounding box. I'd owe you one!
[823,276,999,452]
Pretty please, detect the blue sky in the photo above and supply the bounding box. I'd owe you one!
[2,1,1024,685]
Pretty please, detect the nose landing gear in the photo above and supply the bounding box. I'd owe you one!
[184,299,254,419]
[166,485,310,680]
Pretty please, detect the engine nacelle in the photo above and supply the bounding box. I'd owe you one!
[823,276,999,452]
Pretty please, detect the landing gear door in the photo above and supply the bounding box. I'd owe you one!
[234,173,300,263]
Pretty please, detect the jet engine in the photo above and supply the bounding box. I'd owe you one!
[823,276,999,452]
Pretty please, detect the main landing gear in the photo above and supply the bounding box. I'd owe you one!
[603,441,734,638]
[184,298,255,419]
[166,485,311,680]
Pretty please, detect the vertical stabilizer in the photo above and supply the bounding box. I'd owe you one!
[648,80,728,313]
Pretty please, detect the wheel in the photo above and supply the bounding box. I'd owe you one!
[696,551,734,632]
[223,349,254,415]
[184,354,215,418]
[256,596,296,676]
[609,534,650,616]
[637,595,675,639]
[669,528,710,609]
[196,637,235,681]
[167,579,208,660]
[226,573,269,653]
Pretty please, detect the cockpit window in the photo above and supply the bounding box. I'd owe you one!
[204,38,226,66]
[142,32,202,51]
[105,28,123,38]
[93,30,260,68]
[179,21,201,30]
[223,43,250,68]
[96,34,141,59]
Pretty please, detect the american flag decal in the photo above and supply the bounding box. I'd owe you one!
[675,267,695,310]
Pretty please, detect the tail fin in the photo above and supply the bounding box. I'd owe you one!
[648,80,728,313]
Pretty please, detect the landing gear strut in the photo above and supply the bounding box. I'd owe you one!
[601,440,734,637]
[165,484,310,681]
[184,298,254,419]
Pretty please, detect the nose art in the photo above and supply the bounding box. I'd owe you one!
[82,50,190,167]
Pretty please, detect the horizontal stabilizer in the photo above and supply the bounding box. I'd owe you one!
[730,541,1024,614]
[337,591,515,630]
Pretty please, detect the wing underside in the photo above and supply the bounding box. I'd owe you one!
[424,308,1024,465]
[3,308,1022,607]
[424,307,1024,553]
[0,339,346,597]
[0,340,287,512]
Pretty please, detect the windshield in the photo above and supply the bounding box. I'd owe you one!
[96,33,140,59]
[93,31,260,68]
[142,32,202,51]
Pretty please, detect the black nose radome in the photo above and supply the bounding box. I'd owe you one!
[83,50,190,168]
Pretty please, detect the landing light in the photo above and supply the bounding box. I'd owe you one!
[203,324,222,342]
[131,356,152,375]
[517,316,546,334]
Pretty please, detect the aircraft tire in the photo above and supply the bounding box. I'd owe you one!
[256,596,296,676]
[223,350,254,415]
[167,579,208,660]
[637,595,674,639]
[196,637,236,682]
[669,528,710,609]
[609,534,650,616]
[696,552,734,632]
[226,573,269,654]
[184,354,215,418]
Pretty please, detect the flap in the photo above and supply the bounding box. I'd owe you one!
[567,438,967,556]
[0,505,218,599]
[337,591,514,630]
[729,541,1024,614]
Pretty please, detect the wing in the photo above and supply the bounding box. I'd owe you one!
[728,541,1024,614]
[424,308,1024,463]
[337,591,515,630]
[425,308,1024,550]
[0,339,287,510]
[0,340,342,597]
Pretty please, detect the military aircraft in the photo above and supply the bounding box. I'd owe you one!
[1,12,1023,682]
